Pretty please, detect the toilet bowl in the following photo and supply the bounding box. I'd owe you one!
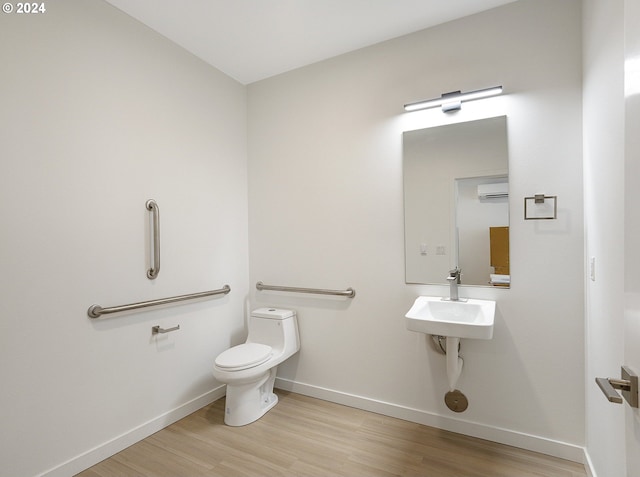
[213,308,300,426]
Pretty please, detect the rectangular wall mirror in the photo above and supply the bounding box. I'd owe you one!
[403,116,510,287]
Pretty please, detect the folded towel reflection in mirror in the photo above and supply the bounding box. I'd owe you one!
[490,274,510,286]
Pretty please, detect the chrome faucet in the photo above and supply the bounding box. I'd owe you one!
[446,267,462,301]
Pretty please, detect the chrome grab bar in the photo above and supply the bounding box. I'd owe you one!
[146,199,160,279]
[87,285,231,318]
[256,281,355,298]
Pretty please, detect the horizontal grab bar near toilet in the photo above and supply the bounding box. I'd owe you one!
[256,281,355,298]
[87,285,231,318]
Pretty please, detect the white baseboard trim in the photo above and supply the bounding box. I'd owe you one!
[275,377,587,465]
[39,385,226,477]
[583,448,597,477]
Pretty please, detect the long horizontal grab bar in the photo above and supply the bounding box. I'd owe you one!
[256,281,355,298]
[88,285,231,318]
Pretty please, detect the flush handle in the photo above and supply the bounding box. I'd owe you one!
[596,366,638,408]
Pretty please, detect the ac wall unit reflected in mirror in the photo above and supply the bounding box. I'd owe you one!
[403,116,510,287]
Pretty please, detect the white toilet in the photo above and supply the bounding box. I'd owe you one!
[213,307,300,426]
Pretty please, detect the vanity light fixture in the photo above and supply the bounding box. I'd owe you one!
[404,85,503,113]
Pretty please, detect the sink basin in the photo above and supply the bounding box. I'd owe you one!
[405,296,496,340]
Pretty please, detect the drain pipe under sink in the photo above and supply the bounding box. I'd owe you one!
[445,337,463,391]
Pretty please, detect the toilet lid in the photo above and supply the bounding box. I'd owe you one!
[215,343,273,371]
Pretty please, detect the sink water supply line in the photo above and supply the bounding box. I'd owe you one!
[432,335,461,355]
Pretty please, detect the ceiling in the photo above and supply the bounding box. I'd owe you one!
[104,0,516,85]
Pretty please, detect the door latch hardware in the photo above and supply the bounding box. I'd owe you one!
[595,366,638,408]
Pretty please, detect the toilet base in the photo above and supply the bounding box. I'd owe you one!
[223,368,278,426]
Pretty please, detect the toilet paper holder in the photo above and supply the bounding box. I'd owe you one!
[152,325,180,335]
[596,366,638,407]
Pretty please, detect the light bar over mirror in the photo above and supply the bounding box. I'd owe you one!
[404,86,503,113]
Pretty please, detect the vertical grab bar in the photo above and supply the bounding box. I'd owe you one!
[146,199,160,279]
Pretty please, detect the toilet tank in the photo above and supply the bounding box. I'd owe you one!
[247,308,299,355]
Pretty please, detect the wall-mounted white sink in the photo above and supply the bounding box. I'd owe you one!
[405,296,496,340]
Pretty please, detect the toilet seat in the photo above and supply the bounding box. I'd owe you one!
[215,343,272,371]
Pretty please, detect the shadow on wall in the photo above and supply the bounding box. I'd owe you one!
[418,307,553,434]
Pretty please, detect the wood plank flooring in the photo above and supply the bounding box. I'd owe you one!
[76,390,586,477]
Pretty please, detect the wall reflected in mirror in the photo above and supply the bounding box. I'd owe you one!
[403,116,509,287]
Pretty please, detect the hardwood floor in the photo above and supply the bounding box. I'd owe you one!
[76,390,586,477]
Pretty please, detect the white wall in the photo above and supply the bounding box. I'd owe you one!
[582,0,626,475]
[248,0,585,460]
[0,1,248,476]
